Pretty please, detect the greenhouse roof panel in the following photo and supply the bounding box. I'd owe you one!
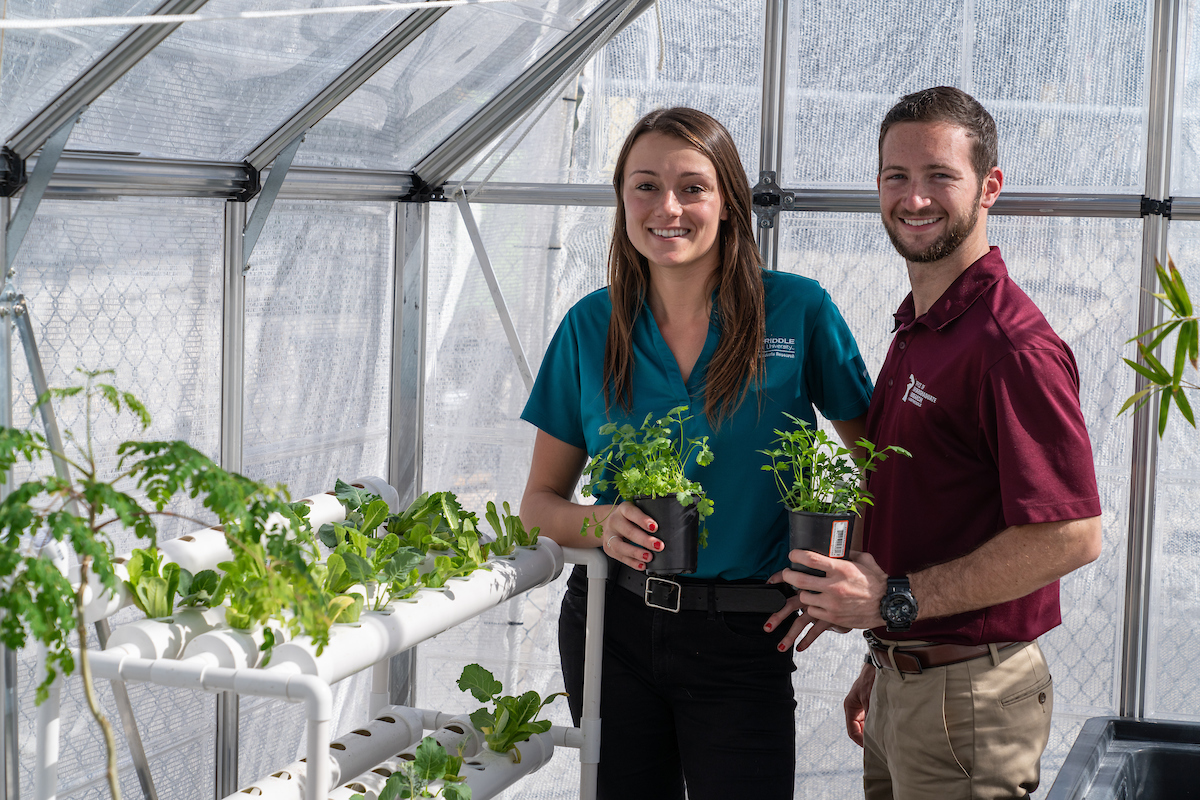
[63,0,416,160]
[0,0,163,142]
[293,0,601,172]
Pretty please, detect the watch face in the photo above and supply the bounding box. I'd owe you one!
[882,593,916,626]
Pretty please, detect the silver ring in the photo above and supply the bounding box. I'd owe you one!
[604,535,618,550]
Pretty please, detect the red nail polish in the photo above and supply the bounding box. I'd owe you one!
[778,642,786,652]
[637,563,645,571]
[648,521,657,532]
[764,622,773,631]
[653,540,663,551]
[642,552,651,561]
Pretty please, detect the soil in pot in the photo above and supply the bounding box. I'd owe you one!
[633,495,698,576]
[788,510,854,577]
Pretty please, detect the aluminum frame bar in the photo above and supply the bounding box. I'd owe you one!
[455,193,534,390]
[93,620,157,800]
[5,0,211,160]
[6,113,80,272]
[245,5,448,170]
[11,299,69,485]
[221,202,246,474]
[754,0,787,267]
[0,198,13,800]
[413,0,653,188]
[242,133,305,268]
[1120,0,1180,720]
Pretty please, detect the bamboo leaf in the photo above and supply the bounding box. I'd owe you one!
[1138,345,1173,382]
[1159,386,1172,437]
[1168,256,1193,316]
[1175,387,1197,428]
[1118,387,1153,416]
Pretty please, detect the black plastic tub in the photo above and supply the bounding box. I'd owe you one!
[1047,716,1200,800]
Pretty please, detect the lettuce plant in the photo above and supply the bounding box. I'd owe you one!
[457,664,565,762]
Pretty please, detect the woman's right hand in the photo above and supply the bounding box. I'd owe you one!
[596,501,665,571]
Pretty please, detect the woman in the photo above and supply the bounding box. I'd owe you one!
[520,108,871,799]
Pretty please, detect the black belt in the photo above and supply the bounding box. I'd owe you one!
[615,564,795,614]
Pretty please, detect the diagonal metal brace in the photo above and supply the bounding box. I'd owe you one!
[242,131,305,271]
[454,192,535,391]
[6,111,82,273]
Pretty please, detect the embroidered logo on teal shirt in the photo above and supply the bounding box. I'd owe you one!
[764,336,796,358]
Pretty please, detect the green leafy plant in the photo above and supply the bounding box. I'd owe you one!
[351,736,471,800]
[580,406,714,544]
[1121,256,1198,436]
[0,368,333,800]
[759,414,910,514]
[123,547,219,618]
[482,501,539,557]
[457,663,565,762]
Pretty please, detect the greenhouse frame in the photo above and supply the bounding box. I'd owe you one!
[0,0,1197,798]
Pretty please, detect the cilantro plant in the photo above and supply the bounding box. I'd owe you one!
[1122,256,1199,436]
[351,736,471,800]
[482,501,538,556]
[0,368,331,800]
[759,414,910,514]
[580,405,714,545]
[123,547,219,618]
[457,664,565,762]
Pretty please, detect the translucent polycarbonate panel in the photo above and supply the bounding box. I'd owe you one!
[1145,222,1200,720]
[241,200,393,498]
[8,197,223,539]
[778,211,1141,790]
[422,201,609,510]
[553,0,763,186]
[67,0,412,160]
[0,0,161,141]
[783,0,1151,191]
[1173,1,1200,193]
[296,0,599,171]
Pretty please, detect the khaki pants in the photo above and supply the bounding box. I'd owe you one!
[863,640,1053,800]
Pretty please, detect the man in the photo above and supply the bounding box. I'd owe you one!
[769,86,1102,798]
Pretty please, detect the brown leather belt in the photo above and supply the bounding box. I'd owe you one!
[866,633,1023,674]
[615,564,794,614]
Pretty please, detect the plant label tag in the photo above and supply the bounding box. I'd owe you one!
[829,521,849,558]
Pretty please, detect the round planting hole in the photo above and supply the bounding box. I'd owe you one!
[348,784,367,793]
[301,498,314,505]
[270,771,292,779]
[372,768,393,777]
[179,535,195,542]
[352,730,371,737]
[446,724,465,734]
[399,754,415,762]
[239,789,261,796]
[329,743,346,751]
[379,716,395,723]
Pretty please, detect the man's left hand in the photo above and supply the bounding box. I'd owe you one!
[777,549,890,630]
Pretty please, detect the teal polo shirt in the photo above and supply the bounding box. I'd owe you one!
[521,270,873,580]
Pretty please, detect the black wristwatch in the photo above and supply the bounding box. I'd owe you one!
[880,577,918,633]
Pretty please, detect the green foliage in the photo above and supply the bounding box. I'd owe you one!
[123,547,214,619]
[482,501,539,557]
[349,736,471,799]
[1122,256,1199,437]
[580,406,714,545]
[759,414,911,514]
[457,664,565,762]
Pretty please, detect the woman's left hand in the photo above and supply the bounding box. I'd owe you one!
[763,570,851,652]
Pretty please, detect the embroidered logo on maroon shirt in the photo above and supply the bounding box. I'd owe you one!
[901,374,939,407]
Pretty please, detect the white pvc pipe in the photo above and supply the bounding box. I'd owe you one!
[227,705,426,800]
[561,547,607,800]
[34,647,59,800]
[87,651,333,800]
[181,624,288,670]
[325,716,482,800]
[103,607,227,660]
[270,541,564,685]
[344,476,400,512]
[457,730,556,799]
[370,660,390,717]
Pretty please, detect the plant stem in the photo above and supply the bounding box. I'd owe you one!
[75,557,122,800]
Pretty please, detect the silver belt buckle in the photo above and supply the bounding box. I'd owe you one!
[644,576,682,613]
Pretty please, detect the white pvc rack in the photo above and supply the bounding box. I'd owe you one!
[33,477,610,800]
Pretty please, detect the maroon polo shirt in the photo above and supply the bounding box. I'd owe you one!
[862,247,1101,645]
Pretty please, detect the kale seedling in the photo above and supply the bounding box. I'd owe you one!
[123,547,219,619]
[351,736,471,800]
[457,664,565,762]
[482,501,538,557]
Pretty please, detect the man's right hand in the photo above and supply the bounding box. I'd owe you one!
[844,661,876,747]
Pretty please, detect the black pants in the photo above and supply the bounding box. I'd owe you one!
[559,565,797,800]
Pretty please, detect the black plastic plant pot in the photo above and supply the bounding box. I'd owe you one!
[788,510,854,577]
[1047,716,1200,800]
[633,495,698,576]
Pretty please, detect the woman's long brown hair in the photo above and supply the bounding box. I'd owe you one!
[605,107,765,427]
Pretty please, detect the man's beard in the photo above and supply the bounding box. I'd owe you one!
[883,188,982,263]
